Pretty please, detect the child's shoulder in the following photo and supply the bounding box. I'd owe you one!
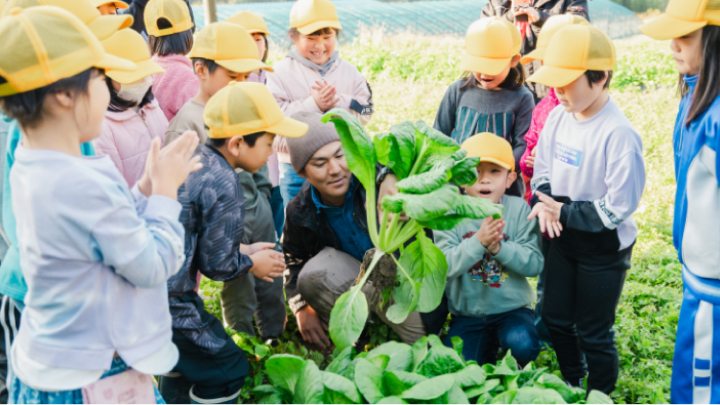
[501,195,531,216]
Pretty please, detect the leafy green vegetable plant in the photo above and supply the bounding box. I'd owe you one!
[320,110,504,350]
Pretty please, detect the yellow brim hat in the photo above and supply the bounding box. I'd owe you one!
[639,13,708,40]
[520,48,544,65]
[527,65,585,88]
[93,0,130,9]
[87,14,133,41]
[460,54,513,76]
[479,157,512,171]
[96,53,138,73]
[107,59,164,84]
[265,116,309,138]
[296,20,342,35]
[215,59,273,74]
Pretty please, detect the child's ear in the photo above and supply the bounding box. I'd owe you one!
[227,135,244,156]
[506,171,518,189]
[194,62,206,79]
[510,54,521,68]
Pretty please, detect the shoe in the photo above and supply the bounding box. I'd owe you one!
[189,385,242,404]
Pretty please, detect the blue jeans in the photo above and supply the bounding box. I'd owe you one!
[279,163,306,208]
[445,308,540,368]
[270,186,284,238]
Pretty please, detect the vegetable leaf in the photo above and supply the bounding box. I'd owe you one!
[368,341,414,372]
[411,337,428,372]
[355,358,386,404]
[381,184,459,222]
[586,390,614,404]
[322,109,376,191]
[377,397,409,404]
[295,360,324,404]
[322,371,362,404]
[327,346,356,377]
[418,342,466,378]
[455,364,487,388]
[265,355,304,395]
[396,158,454,194]
[399,232,449,313]
[451,336,465,359]
[373,121,416,180]
[513,387,567,404]
[450,156,481,187]
[401,374,456,400]
[329,284,369,351]
[450,195,505,220]
[385,258,421,324]
[443,382,471,404]
[412,121,460,174]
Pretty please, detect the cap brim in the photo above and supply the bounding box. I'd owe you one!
[247,28,270,36]
[215,59,274,74]
[460,54,513,76]
[297,20,343,35]
[640,14,707,40]
[479,157,513,172]
[87,14,133,41]
[527,65,585,88]
[266,116,309,138]
[96,53,137,73]
[520,48,544,65]
[106,59,164,84]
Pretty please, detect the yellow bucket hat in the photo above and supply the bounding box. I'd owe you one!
[226,11,270,35]
[640,0,720,40]
[527,25,615,88]
[2,0,133,41]
[190,22,273,74]
[0,6,136,96]
[102,29,165,84]
[521,15,590,65]
[461,133,515,172]
[91,0,130,10]
[290,0,342,36]
[204,82,308,139]
[144,0,194,37]
[460,17,522,76]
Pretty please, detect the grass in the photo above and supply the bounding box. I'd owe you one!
[203,31,682,404]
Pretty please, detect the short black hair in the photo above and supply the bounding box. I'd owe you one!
[206,131,267,148]
[106,76,155,112]
[585,70,613,89]
[192,58,220,75]
[459,64,526,92]
[148,19,194,56]
[0,68,95,129]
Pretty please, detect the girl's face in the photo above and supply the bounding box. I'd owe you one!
[292,30,336,65]
[671,29,703,76]
[253,33,267,61]
[473,55,520,91]
[79,70,111,143]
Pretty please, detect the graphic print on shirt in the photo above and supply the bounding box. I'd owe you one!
[463,232,509,288]
[450,107,515,145]
[554,142,583,167]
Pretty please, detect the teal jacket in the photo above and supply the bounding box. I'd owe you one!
[434,195,543,318]
[0,118,95,303]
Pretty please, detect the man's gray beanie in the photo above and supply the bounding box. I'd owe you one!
[287,112,341,173]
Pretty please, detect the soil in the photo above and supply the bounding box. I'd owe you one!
[361,248,398,309]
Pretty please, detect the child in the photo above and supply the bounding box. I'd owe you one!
[92,0,128,15]
[267,0,373,208]
[640,1,720,402]
[0,7,202,403]
[95,28,167,187]
[145,0,197,122]
[434,17,535,198]
[527,25,646,394]
[165,21,271,145]
[158,82,306,404]
[434,133,543,367]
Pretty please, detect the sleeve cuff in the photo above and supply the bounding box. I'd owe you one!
[288,295,307,314]
[143,195,182,221]
[131,183,149,212]
[560,204,569,226]
[492,240,515,265]
[303,95,323,114]
[465,233,489,262]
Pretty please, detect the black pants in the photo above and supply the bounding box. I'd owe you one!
[542,241,633,395]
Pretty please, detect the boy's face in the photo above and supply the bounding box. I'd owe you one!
[197,63,250,99]
[300,141,351,204]
[253,34,267,61]
[232,132,275,173]
[671,29,702,76]
[555,74,606,115]
[464,161,517,204]
[293,30,336,66]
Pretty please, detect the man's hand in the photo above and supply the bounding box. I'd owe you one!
[249,249,285,282]
[477,217,505,252]
[312,80,339,112]
[295,306,331,348]
[527,192,564,238]
[240,242,277,256]
[378,174,409,222]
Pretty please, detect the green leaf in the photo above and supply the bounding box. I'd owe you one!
[265,354,305,395]
[385,370,429,393]
[450,155,481,187]
[455,364,487,388]
[368,341,413,372]
[374,121,416,180]
[493,352,519,376]
[413,121,460,174]
[535,374,575,403]
[475,392,495,404]
[417,214,473,231]
[377,397,409,404]
[322,109,376,191]
[450,195,504,220]
[322,371,362,403]
[252,384,288,404]
[451,336,464,359]
[370,354,390,370]
[418,343,466,378]
[503,374,520,391]
[464,379,501,398]
[401,374,456,400]
[512,387,567,404]
[383,371,408,397]
[490,390,517,404]
[258,393,284,404]
[373,132,392,167]
[327,346,356,377]
[254,344,270,360]
[396,158,454,194]
[329,284,369,351]
[354,358,386,404]
[411,337,428,372]
[443,383,471,404]
[586,390,614,404]
[295,360,324,404]
[381,184,458,222]
[385,270,421,325]
[399,232,448,313]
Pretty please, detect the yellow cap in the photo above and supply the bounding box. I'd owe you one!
[290,0,342,36]
[527,25,615,88]
[204,82,308,139]
[521,15,590,64]
[91,0,129,10]
[0,6,136,96]
[0,2,5,15]
[190,22,272,74]
[226,11,270,35]
[3,0,133,40]
[460,17,522,76]
[461,133,515,172]
[102,28,164,84]
[640,0,720,40]
[144,0,194,37]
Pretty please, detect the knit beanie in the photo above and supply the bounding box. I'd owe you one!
[287,112,341,173]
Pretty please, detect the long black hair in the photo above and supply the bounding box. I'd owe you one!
[459,63,525,91]
[680,25,720,126]
[105,76,155,112]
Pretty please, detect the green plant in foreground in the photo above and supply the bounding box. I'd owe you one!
[320,109,504,351]
[252,336,613,404]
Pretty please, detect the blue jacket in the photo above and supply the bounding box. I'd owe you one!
[673,75,720,301]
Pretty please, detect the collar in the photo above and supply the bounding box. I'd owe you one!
[311,178,354,214]
[684,74,698,91]
[205,144,236,173]
[287,49,339,77]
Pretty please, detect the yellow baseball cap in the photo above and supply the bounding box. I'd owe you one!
[144,0,194,37]
[521,14,590,64]
[102,28,164,84]
[640,0,720,40]
[460,17,522,76]
[226,11,270,35]
[290,0,342,36]
[204,82,308,139]
[190,22,273,74]
[0,1,5,15]
[91,0,129,10]
[527,25,615,88]
[461,133,515,172]
[0,6,136,96]
[3,0,133,41]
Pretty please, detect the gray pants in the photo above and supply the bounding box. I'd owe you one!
[221,274,286,339]
[297,247,427,345]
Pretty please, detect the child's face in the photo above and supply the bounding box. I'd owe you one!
[234,132,275,173]
[473,55,520,91]
[671,29,703,76]
[253,33,267,61]
[97,4,118,15]
[465,161,516,204]
[80,70,111,143]
[292,31,336,66]
[555,74,606,115]
[300,141,352,203]
[197,63,250,99]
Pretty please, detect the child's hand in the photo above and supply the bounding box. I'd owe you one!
[527,192,564,238]
[312,80,339,111]
[477,217,505,250]
[240,242,277,256]
[249,249,285,282]
[525,155,535,169]
[145,132,202,200]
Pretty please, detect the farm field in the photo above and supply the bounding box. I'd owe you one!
[201,31,681,404]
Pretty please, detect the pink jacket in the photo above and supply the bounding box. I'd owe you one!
[520,88,560,178]
[151,54,199,122]
[94,99,168,187]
